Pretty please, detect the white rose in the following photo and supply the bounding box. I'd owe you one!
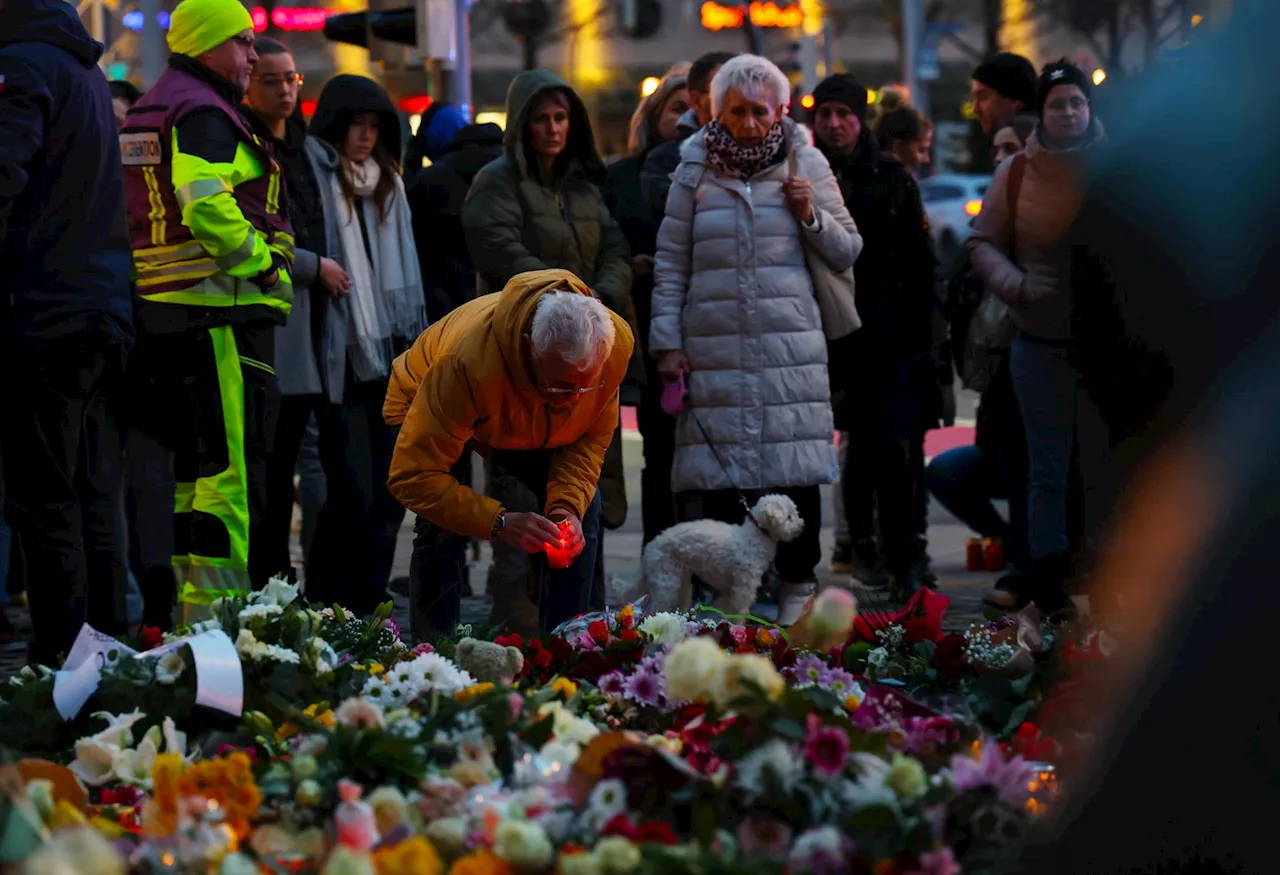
[638,612,689,646]
[155,651,186,685]
[494,820,555,871]
[594,836,641,874]
[664,637,729,704]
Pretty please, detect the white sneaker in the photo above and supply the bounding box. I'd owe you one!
[775,581,817,627]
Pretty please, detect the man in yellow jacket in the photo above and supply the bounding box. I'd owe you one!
[386,269,634,636]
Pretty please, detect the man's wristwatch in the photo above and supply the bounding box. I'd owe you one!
[490,511,506,540]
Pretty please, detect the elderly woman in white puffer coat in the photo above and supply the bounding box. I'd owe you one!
[650,54,862,624]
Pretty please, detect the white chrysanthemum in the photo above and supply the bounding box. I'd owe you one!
[586,778,629,823]
[155,651,186,685]
[538,701,600,747]
[363,676,392,702]
[238,603,284,621]
[257,643,301,665]
[638,612,689,646]
[404,652,474,696]
[734,739,803,798]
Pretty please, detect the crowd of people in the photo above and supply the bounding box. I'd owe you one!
[0,0,1126,664]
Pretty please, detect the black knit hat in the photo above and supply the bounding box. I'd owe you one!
[812,73,869,122]
[1035,60,1093,117]
[971,52,1036,109]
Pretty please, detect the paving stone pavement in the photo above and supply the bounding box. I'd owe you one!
[0,425,1010,679]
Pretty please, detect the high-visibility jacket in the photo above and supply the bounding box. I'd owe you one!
[121,62,294,325]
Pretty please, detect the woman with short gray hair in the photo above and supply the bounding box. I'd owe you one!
[651,54,861,624]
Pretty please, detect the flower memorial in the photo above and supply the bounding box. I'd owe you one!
[0,579,1098,874]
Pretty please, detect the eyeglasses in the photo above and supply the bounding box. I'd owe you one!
[542,383,606,400]
[1045,97,1089,114]
[231,33,255,49]
[256,73,304,88]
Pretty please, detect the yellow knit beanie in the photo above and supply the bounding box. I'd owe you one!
[167,0,255,58]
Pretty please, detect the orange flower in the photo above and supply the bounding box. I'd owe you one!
[448,849,515,875]
[147,750,262,841]
[455,682,496,705]
[373,836,444,875]
[756,629,776,647]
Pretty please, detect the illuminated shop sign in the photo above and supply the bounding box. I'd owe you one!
[700,1,803,31]
[123,7,333,33]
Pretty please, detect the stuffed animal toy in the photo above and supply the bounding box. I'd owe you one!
[624,494,805,615]
[454,637,524,685]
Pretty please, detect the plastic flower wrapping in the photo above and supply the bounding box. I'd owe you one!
[0,579,1106,874]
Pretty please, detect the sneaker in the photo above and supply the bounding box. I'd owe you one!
[849,539,893,590]
[983,569,1029,609]
[776,580,817,626]
[829,543,854,575]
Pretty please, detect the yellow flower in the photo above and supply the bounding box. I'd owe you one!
[454,682,496,705]
[617,604,634,625]
[277,703,335,740]
[550,677,579,700]
[885,754,928,799]
[844,693,863,712]
[368,662,386,676]
[373,836,443,875]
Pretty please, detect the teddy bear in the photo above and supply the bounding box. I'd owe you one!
[454,637,524,686]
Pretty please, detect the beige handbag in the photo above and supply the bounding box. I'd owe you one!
[788,150,861,340]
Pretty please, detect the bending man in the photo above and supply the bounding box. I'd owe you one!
[385,269,634,636]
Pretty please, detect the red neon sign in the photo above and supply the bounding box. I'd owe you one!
[250,6,334,33]
[397,95,433,114]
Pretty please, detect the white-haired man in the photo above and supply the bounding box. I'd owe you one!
[386,268,635,636]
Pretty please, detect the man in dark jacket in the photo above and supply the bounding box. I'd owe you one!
[639,51,736,222]
[405,106,504,322]
[810,73,938,596]
[0,0,135,663]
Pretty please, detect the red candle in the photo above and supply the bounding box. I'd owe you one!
[544,519,575,569]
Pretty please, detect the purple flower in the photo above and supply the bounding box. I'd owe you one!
[597,670,625,696]
[385,618,403,641]
[622,669,664,707]
[787,654,828,688]
[822,667,856,696]
[945,740,1035,807]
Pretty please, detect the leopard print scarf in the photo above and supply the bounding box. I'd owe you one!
[702,119,786,181]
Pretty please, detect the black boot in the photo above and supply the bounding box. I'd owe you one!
[1022,552,1076,620]
[849,538,892,590]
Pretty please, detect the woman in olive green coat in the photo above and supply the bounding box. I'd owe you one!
[463,69,632,313]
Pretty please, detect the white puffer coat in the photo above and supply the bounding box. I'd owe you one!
[651,117,861,493]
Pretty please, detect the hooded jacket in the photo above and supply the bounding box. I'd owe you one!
[385,269,635,540]
[461,69,632,316]
[639,106,701,224]
[309,74,402,166]
[967,124,1105,340]
[0,0,133,346]
[406,122,505,322]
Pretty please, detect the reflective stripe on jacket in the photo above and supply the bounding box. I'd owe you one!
[122,64,294,318]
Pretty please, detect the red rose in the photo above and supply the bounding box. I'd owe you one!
[932,633,968,680]
[549,636,574,661]
[534,649,552,668]
[601,814,638,839]
[634,821,678,846]
[495,633,524,649]
[1014,722,1041,746]
[139,625,164,650]
[618,628,639,642]
[588,620,611,646]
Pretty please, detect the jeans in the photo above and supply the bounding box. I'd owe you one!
[1010,335,1108,560]
[409,456,473,639]
[0,330,129,660]
[307,376,405,616]
[925,444,1029,571]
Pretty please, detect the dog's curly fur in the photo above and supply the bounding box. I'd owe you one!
[626,494,805,614]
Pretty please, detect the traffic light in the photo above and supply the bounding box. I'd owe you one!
[618,0,661,39]
[322,6,416,47]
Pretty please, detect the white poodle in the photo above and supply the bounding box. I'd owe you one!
[628,494,805,614]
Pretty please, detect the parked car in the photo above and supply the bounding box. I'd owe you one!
[919,173,991,263]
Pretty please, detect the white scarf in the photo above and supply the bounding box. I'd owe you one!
[331,156,427,383]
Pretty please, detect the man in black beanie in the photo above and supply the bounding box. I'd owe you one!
[810,73,940,597]
[971,52,1036,134]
